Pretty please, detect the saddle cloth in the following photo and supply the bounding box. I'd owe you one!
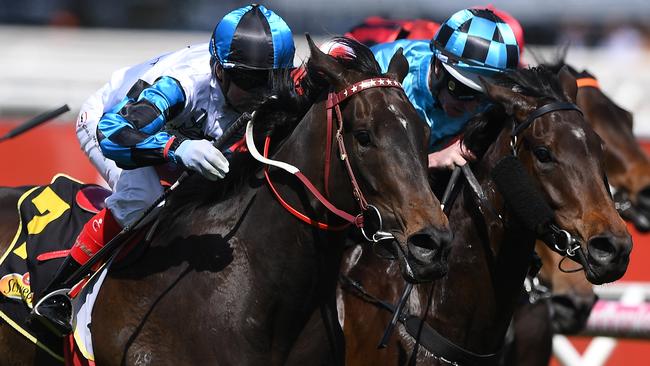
[0,174,113,364]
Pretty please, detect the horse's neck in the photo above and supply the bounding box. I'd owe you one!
[426,132,536,354]
[244,100,356,298]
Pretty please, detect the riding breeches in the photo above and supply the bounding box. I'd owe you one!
[104,166,164,228]
[76,88,122,190]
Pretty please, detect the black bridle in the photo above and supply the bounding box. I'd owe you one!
[509,101,591,274]
[343,100,594,366]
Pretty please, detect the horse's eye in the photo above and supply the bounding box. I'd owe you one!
[533,146,553,163]
[354,131,372,146]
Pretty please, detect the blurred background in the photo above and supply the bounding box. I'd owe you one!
[1,0,649,121]
[0,1,649,365]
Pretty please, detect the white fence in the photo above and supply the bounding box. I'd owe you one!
[554,283,650,366]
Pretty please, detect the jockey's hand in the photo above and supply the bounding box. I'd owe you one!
[427,140,476,170]
[175,139,229,180]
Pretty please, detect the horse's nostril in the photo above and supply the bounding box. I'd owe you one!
[407,228,451,251]
[588,235,618,263]
[408,233,437,251]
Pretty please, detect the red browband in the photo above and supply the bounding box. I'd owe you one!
[265,77,404,230]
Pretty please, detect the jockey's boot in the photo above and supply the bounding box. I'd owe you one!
[32,207,122,336]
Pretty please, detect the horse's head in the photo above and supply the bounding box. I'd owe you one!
[575,72,650,230]
[304,36,451,282]
[481,66,632,285]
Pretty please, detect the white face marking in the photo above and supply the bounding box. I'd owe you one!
[387,105,408,130]
[571,127,586,141]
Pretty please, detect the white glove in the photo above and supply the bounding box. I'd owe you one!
[174,139,229,180]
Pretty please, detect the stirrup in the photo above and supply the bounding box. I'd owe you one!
[31,288,73,336]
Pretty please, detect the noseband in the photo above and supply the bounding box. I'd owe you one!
[509,101,590,272]
[246,78,403,241]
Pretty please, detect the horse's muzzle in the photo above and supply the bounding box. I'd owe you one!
[585,232,632,284]
[403,227,452,283]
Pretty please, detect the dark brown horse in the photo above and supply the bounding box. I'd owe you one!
[0,37,452,365]
[578,70,650,230]
[504,64,650,366]
[543,63,650,231]
[342,66,632,366]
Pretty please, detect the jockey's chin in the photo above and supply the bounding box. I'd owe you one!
[438,90,480,118]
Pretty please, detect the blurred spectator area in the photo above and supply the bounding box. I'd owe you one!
[1,0,649,133]
[1,0,649,43]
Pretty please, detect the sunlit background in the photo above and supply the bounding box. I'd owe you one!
[0,1,649,365]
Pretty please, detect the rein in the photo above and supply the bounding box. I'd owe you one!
[246,78,403,239]
[343,100,594,365]
[399,101,588,365]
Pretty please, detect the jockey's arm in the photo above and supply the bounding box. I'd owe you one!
[97,76,187,169]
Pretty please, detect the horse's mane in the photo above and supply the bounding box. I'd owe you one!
[463,66,572,156]
[163,36,382,217]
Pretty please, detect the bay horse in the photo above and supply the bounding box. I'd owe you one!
[342,66,632,366]
[576,69,650,230]
[504,62,650,365]
[542,62,650,231]
[0,37,452,365]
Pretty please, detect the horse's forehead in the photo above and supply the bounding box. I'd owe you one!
[535,114,599,151]
[352,89,412,128]
[387,104,408,130]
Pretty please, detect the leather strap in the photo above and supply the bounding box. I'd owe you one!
[259,77,404,231]
[403,315,501,366]
[512,102,583,137]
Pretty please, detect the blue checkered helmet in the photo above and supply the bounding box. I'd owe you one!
[431,8,520,92]
[210,4,295,70]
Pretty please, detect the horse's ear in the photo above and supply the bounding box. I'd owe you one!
[386,48,409,83]
[305,33,346,89]
[480,77,536,122]
[558,65,578,103]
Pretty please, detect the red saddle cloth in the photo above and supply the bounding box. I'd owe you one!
[65,335,95,366]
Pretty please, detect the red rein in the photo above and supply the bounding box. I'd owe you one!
[263,78,403,231]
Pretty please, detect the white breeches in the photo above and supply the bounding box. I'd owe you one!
[104,167,164,227]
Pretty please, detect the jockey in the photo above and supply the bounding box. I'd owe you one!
[371,8,520,169]
[33,4,295,335]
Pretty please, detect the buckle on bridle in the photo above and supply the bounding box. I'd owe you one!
[510,134,518,157]
[553,228,581,257]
